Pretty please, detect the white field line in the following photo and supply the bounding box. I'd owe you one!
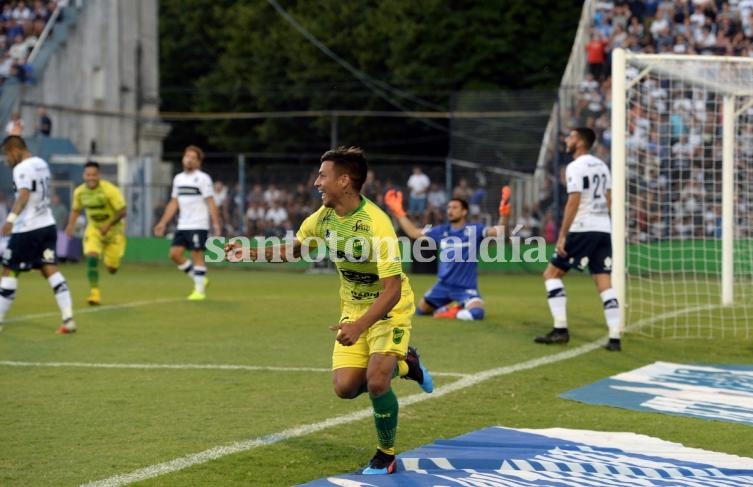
[69,305,710,486]
[80,341,603,487]
[0,361,467,378]
[3,298,185,323]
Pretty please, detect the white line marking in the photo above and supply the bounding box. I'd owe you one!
[4,298,185,323]
[0,361,468,378]
[81,341,602,487]
[79,305,706,486]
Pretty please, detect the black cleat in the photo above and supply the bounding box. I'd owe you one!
[603,339,622,351]
[534,329,570,344]
[403,346,434,393]
[362,449,397,475]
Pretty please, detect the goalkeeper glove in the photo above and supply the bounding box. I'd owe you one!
[499,186,511,217]
[384,189,406,218]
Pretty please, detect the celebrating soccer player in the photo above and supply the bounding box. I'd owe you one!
[154,145,221,301]
[534,127,622,351]
[383,186,511,321]
[224,146,433,475]
[0,135,76,334]
[65,162,127,306]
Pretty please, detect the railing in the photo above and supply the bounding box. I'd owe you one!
[26,5,63,65]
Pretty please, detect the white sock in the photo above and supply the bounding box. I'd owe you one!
[48,272,73,322]
[600,288,621,339]
[193,266,206,293]
[0,276,18,322]
[178,260,194,281]
[456,309,473,321]
[545,278,567,329]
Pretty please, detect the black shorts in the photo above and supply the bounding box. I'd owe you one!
[172,229,209,251]
[550,231,612,274]
[2,225,58,271]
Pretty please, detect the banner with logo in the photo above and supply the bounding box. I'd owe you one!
[299,425,753,486]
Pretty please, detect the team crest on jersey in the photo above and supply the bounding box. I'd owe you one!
[43,248,56,262]
[392,327,404,344]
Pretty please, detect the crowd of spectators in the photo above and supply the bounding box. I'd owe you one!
[537,0,753,243]
[0,1,59,87]
[150,164,548,243]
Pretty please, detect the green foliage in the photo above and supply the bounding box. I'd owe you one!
[2,265,752,486]
[159,0,582,156]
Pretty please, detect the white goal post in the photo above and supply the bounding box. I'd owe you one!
[611,48,753,338]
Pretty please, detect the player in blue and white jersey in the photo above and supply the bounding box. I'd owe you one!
[154,145,221,301]
[0,135,76,334]
[384,187,511,321]
[534,127,622,351]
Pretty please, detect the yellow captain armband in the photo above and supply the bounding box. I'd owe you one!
[5,212,18,224]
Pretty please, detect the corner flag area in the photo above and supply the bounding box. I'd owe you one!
[300,426,753,486]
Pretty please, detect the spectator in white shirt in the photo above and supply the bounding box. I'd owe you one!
[406,166,430,218]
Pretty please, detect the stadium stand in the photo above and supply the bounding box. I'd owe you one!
[537,0,753,242]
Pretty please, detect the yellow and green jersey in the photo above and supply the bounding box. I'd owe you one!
[72,180,126,232]
[297,196,411,305]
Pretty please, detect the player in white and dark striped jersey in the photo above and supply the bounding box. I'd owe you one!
[154,145,221,300]
[534,127,622,351]
[0,136,76,334]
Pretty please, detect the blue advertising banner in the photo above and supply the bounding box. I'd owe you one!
[299,425,753,486]
[562,361,753,426]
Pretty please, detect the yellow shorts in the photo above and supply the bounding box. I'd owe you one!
[83,226,127,269]
[332,287,415,370]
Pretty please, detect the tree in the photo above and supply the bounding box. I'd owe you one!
[159,0,582,160]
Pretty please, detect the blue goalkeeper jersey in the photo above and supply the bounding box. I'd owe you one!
[423,223,486,289]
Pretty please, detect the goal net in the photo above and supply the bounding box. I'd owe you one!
[611,49,753,339]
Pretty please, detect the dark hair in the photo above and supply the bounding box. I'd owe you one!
[450,198,469,211]
[574,127,596,149]
[184,144,204,162]
[1,135,27,151]
[320,146,367,191]
[84,161,100,171]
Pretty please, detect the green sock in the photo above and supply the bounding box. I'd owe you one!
[86,256,99,288]
[370,389,398,455]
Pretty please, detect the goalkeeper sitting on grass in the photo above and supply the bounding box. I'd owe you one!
[384,186,511,321]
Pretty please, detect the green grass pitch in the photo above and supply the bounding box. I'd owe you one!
[1,263,752,486]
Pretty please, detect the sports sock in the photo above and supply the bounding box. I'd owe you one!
[86,255,99,288]
[178,260,193,280]
[0,276,18,322]
[48,272,73,322]
[370,389,398,455]
[193,266,206,293]
[414,307,430,316]
[457,307,485,320]
[600,288,622,339]
[545,278,567,329]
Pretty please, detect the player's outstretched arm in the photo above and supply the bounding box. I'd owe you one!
[486,185,511,238]
[384,189,424,240]
[225,239,303,263]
